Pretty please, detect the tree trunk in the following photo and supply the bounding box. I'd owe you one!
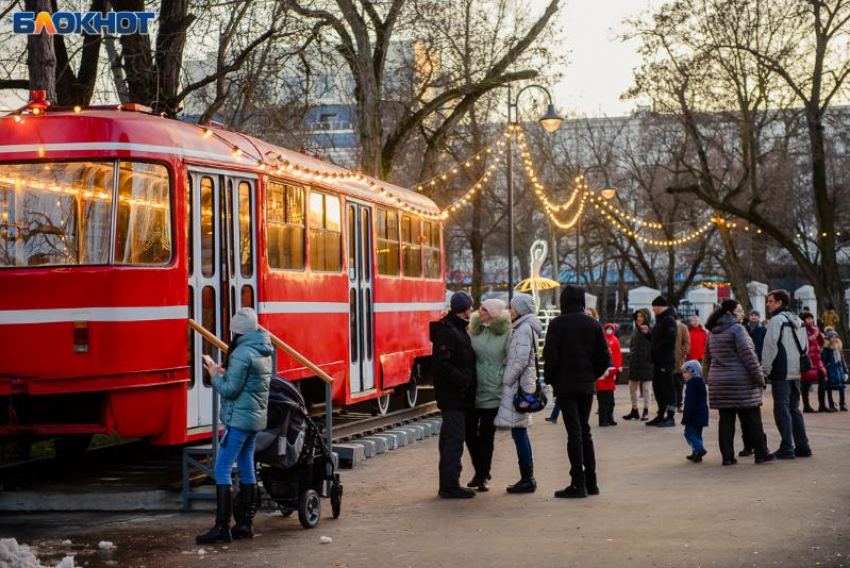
[154,0,193,115]
[25,0,56,102]
[470,189,484,307]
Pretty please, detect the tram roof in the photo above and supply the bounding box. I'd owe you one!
[0,106,441,217]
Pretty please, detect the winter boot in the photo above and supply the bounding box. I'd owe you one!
[554,484,587,498]
[506,463,536,494]
[622,408,640,421]
[645,413,663,426]
[585,471,599,495]
[640,408,649,421]
[232,483,259,539]
[196,485,233,544]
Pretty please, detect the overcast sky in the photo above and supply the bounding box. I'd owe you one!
[550,0,667,118]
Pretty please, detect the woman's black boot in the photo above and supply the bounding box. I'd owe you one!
[196,485,233,544]
[622,408,640,420]
[506,464,536,494]
[232,484,259,539]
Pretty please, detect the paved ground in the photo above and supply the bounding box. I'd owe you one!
[3,385,850,568]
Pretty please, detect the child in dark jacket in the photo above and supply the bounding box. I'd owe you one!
[682,360,709,462]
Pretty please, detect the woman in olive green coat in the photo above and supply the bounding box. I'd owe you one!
[465,298,512,491]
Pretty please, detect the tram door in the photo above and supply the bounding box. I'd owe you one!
[347,201,375,395]
[187,171,257,430]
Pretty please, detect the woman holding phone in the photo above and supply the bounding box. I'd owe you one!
[197,307,274,544]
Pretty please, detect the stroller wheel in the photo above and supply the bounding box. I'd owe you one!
[331,483,343,519]
[298,489,321,529]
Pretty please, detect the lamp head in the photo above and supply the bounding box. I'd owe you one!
[539,103,563,133]
[598,179,617,200]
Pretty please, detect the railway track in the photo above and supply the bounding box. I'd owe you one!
[331,401,439,442]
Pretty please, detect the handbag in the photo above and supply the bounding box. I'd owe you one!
[786,316,814,374]
[513,330,548,413]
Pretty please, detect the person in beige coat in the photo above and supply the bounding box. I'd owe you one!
[494,293,542,494]
[675,318,691,412]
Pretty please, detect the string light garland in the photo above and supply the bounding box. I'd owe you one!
[415,130,511,192]
[593,202,717,246]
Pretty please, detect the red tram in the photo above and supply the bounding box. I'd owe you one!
[0,96,445,447]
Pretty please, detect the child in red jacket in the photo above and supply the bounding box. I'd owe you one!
[598,324,622,426]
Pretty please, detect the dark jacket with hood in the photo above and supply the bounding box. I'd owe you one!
[650,307,678,365]
[543,285,611,398]
[430,311,477,410]
[629,308,654,381]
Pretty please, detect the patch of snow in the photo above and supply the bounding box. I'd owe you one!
[0,538,74,568]
[97,541,115,551]
[320,536,333,544]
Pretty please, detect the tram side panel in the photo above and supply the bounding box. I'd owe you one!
[0,158,191,445]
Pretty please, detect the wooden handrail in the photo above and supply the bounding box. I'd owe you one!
[188,319,229,352]
[260,326,335,384]
[187,319,334,384]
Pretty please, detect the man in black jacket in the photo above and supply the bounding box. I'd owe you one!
[430,291,477,499]
[647,296,678,427]
[543,284,611,498]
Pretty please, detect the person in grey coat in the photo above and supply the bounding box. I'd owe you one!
[704,300,774,466]
[198,307,273,544]
[494,293,542,494]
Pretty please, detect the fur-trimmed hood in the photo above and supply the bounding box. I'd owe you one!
[470,310,512,336]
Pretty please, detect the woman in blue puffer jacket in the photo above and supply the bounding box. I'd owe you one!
[197,307,273,545]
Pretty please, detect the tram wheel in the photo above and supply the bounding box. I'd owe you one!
[404,381,419,408]
[373,393,391,416]
[298,489,321,529]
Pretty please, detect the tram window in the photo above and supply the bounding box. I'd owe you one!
[188,286,195,389]
[226,180,235,277]
[114,162,172,265]
[239,182,253,278]
[401,215,422,278]
[347,204,357,278]
[423,221,442,279]
[266,181,304,270]
[0,161,114,267]
[308,191,342,272]
[349,288,358,363]
[201,286,217,361]
[376,208,399,276]
[200,177,215,277]
[241,285,254,308]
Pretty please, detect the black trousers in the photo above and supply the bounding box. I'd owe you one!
[674,373,685,408]
[560,394,596,488]
[718,407,769,462]
[652,363,675,415]
[464,408,498,480]
[596,391,615,425]
[438,409,466,490]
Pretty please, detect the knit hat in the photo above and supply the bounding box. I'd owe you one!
[682,360,702,376]
[750,310,761,317]
[450,290,473,314]
[651,295,668,307]
[480,298,506,319]
[511,293,536,316]
[825,330,838,340]
[231,307,259,335]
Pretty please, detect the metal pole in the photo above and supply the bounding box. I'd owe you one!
[325,381,333,496]
[507,84,514,302]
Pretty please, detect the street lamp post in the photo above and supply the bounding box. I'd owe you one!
[506,81,563,302]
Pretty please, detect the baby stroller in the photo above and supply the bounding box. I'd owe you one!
[254,377,342,529]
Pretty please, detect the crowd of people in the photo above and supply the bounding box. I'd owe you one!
[430,286,849,500]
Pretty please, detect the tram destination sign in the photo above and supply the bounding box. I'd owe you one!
[12,10,155,35]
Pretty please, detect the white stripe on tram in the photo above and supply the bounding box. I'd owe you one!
[373,302,445,313]
[0,306,187,325]
[260,302,348,315]
[259,301,444,315]
[0,142,251,166]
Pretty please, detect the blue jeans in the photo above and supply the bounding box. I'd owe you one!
[214,426,257,485]
[511,427,533,467]
[684,425,704,453]
[549,401,561,421]
[771,379,810,455]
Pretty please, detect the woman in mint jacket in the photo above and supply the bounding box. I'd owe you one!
[197,307,273,545]
[465,298,511,492]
